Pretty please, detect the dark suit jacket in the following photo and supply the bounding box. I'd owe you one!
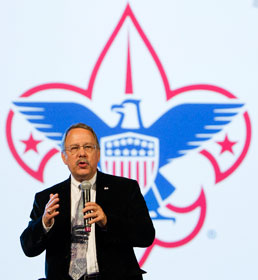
[20,171,155,280]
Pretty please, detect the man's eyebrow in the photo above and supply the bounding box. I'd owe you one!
[70,143,93,146]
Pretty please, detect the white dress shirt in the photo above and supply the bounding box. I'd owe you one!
[71,173,99,275]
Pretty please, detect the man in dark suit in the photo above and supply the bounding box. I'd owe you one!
[20,123,155,280]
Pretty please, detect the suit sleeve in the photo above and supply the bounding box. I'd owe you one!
[103,180,155,248]
[20,193,52,257]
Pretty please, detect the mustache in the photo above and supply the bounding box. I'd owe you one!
[76,158,89,165]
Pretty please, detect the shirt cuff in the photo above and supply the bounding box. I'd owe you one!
[42,217,54,233]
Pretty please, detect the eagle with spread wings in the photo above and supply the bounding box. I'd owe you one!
[14,99,243,220]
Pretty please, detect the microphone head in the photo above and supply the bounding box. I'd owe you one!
[79,181,91,191]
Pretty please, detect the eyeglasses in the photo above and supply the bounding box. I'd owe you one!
[65,144,97,155]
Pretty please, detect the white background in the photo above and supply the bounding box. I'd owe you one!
[1,1,258,279]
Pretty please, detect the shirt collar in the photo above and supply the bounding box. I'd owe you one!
[71,172,97,190]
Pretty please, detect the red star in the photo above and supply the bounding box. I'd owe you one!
[21,133,42,153]
[216,134,237,155]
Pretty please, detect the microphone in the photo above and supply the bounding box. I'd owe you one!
[79,181,92,232]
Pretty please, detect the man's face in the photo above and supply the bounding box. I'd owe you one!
[61,128,100,182]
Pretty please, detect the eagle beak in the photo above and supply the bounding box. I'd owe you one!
[111,104,124,112]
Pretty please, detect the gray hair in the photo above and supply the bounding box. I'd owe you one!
[61,123,100,152]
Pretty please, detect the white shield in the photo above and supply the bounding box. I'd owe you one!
[100,132,159,196]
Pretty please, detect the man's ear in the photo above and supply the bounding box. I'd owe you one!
[97,149,100,163]
[61,152,68,165]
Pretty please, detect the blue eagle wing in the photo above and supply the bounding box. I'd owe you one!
[148,103,244,165]
[13,101,110,146]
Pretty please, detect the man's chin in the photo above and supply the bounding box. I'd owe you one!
[74,171,94,182]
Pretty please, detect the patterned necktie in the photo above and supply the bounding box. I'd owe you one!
[69,189,89,280]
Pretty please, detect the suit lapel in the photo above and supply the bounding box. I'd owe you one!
[96,171,104,205]
[96,170,112,205]
[57,177,71,232]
